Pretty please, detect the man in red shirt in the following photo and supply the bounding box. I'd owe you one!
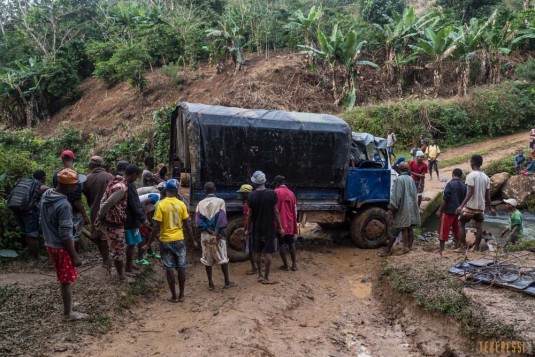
[273,175,298,271]
[409,151,427,207]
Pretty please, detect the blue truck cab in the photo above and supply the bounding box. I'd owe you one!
[169,103,392,261]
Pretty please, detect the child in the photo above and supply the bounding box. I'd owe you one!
[521,156,534,175]
[409,142,419,161]
[514,149,526,174]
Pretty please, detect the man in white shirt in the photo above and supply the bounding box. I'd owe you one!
[386,128,397,163]
[456,155,496,251]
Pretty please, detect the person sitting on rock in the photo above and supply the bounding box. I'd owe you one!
[500,199,524,245]
[514,149,526,175]
[521,156,534,175]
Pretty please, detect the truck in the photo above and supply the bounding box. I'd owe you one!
[169,103,392,261]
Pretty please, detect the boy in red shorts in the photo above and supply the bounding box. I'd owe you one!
[40,168,87,320]
[436,168,466,254]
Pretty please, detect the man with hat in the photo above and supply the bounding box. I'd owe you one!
[273,175,298,271]
[408,151,428,207]
[237,184,256,275]
[500,198,524,245]
[40,168,87,320]
[52,150,89,241]
[385,162,420,255]
[245,171,285,284]
[83,156,113,267]
[97,161,130,282]
[144,179,193,303]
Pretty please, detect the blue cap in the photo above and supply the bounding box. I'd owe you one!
[165,179,179,191]
[396,157,406,165]
[251,170,266,185]
[148,193,160,203]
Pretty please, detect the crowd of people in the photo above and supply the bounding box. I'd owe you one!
[7,151,299,319]
[7,129,531,319]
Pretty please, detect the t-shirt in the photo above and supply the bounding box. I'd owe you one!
[509,209,523,236]
[442,179,467,215]
[425,145,441,160]
[387,133,396,147]
[514,154,525,165]
[247,189,278,239]
[409,160,427,182]
[152,197,189,242]
[275,185,298,235]
[465,171,490,211]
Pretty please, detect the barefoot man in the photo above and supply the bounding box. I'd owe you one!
[40,169,87,320]
[144,179,193,302]
[385,162,420,255]
[436,168,466,254]
[245,171,285,284]
[456,155,495,251]
[195,182,237,290]
[273,175,298,271]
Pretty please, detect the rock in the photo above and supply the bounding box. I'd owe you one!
[489,172,510,198]
[501,175,535,208]
[465,230,476,247]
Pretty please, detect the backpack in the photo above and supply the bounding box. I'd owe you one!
[7,177,41,213]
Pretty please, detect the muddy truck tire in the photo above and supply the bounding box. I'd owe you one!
[350,207,389,249]
[225,215,249,262]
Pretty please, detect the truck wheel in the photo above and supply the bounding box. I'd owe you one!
[225,215,249,262]
[350,207,389,249]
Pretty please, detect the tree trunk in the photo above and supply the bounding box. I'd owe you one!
[457,59,469,97]
[26,96,36,128]
[386,48,395,83]
[524,0,531,10]
[433,62,442,98]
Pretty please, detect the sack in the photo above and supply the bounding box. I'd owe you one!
[7,177,40,213]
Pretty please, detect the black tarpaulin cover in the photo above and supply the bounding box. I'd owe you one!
[173,103,352,188]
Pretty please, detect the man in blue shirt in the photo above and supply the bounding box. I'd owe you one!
[436,168,466,254]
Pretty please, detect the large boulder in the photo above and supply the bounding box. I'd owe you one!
[501,175,535,208]
[489,172,510,198]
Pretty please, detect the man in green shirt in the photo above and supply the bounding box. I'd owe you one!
[500,198,524,245]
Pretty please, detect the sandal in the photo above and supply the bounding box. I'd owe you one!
[262,279,278,285]
[223,282,238,289]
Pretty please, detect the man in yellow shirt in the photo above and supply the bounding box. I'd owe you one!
[144,179,193,303]
[425,139,441,181]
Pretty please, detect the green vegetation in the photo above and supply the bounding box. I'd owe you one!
[341,80,535,147]
[384,260,517,340]
[482,154,516,175]
[1,0,533,126]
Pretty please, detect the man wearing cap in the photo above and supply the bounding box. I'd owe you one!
[237,184,257,275]
[409,151,428,207]
[83,156,113,267]
[500,199,524,245]
[40,169,87,320]
[385,162,420,255]
[97,161,130,282]
[144,179,193,303]
[122,164,148,274]
[52,150,89,241]
[245,170,285,284]
[273,175,298,271]
[456,155,495,251]
[195,182,237,290]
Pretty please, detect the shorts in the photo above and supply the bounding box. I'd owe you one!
[428,160,439,173]
[125,228,143,246]
[387,146,395,155]
[14,208,39,238]
[46,247,78,284]
[103,225,126,261]
[160,240,186,270]
[72,211,84,241]
[278,234,295,246]
[415,179,425,196]
[439,213,460,242]
[460,207,485,223]
[200,232,229,266]
[252,232,277,254]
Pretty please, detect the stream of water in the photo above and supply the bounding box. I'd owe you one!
[422,206,535,239]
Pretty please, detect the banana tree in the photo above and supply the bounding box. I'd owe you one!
[410,25,458,97]
[374,7,439,95]
[452,13,495,96]
[481,17,518,84]
[300,24,379,109]
[285,6,322,47]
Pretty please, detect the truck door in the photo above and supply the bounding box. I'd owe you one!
[345,166,391,204]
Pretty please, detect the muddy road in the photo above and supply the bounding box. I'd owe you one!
[69,227,468,357]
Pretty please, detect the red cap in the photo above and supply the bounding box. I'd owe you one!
[61,150,75,159]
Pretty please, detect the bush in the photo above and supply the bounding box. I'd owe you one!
[515,58,535,81]
[341,81,535,148]
[482,155,516,176]
[359,0,405,24]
